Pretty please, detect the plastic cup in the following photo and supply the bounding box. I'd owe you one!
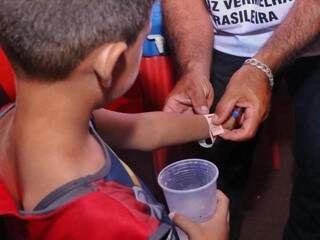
[158,159,219,239]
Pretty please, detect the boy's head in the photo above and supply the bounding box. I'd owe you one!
[0,0,152,101]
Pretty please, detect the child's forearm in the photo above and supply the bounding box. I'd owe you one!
[143,112,210,150]
[93,109,210,151]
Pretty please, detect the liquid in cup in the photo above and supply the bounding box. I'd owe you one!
[158,159,219,239]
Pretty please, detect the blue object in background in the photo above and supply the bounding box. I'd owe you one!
[143,0,168,57]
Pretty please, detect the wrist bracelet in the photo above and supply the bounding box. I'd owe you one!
[198,114,224,148]
[244,58,274,88]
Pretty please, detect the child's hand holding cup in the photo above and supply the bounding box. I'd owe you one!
[158,159,220,239]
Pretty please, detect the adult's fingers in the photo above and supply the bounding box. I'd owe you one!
[163,94,193,113]
[220,106,260,141]
[206,85,214,111]
[170,212,200,239]
[163,99,185,113]
[201,78,215,112]
[212,93,237,125]
[189,86,210,115]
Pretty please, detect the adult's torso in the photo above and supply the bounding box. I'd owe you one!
[206,0,320,57]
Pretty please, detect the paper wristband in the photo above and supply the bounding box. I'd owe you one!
[198,114,224,148]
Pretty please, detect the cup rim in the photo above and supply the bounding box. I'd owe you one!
[157,158,219,194]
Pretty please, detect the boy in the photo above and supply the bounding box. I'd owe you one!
[0,0,229,239]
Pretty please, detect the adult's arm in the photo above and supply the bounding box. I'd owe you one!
[213,0,320,141]
[162,0,214,115]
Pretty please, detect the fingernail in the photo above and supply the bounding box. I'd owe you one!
[169,212,175,220]
[199,106,209,114]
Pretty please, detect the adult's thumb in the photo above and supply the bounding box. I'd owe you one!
[189,88,210,115]
[213,96,236,125]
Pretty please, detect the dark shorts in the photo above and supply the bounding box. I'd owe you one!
[283,55,320,240]
[185,50,257,240]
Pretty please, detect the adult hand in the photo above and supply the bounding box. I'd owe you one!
[170,190,229,240]
[212,64,272,141]
[163,72,214,115]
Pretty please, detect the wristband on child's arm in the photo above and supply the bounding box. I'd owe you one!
[198,108,244,148]
[198,114,224,148]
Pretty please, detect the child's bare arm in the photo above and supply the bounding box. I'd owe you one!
[93,109,210,151]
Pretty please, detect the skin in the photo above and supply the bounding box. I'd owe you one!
[171,190,229,240]
[162,0,320,141]
[0,23,229,239]
[162,0,214,115]
[0,27,152,211]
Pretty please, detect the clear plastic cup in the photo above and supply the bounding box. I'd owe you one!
[158,159,219,239]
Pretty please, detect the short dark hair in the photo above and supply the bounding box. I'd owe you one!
[0,0,153,81]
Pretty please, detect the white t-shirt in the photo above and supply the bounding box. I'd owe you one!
[206,0,320,57]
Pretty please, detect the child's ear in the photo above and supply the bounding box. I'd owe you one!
[93,42,128,88]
